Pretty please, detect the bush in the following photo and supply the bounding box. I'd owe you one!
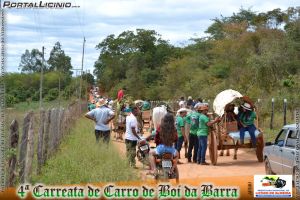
[45,88,59,101]
[32,91,40,101]
[10,88,27,102]
[6,94,18,107]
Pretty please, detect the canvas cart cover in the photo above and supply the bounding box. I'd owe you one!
[213,89,243,116]
[134,100,144,104]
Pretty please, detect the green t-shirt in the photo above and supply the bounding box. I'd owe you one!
[197,114,210,136]
[176,116,185,137]
[240,111,256,126]
[142,101,150,111]
[185,111,200,135]
[89,103,96,110]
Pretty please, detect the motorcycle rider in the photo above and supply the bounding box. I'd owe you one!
[148,113,179,176]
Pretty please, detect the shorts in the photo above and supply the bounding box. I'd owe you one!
[155,144,177,157]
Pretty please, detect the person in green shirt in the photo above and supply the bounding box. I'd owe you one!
[239,102,257,147]
[88,101,96,111]
[185,107,201,163]
[142,100,151,111]
[197,104,220,165]
[175,108,188,160]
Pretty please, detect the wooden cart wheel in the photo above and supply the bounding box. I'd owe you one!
[209,130,218,165]
[256,135,264,162]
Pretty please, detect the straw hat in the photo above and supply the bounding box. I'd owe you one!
[96,98,106,108]
[241,102,252,111]
[198,104,209,111]
[177,108,187,113]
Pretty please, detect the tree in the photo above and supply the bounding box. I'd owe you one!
[48,42,72,75]
[94,29,177,98]
[82,72,95,85]
[19,49,44,73]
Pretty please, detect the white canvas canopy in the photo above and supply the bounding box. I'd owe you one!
[213,89,243,116]
[134,100,144,104]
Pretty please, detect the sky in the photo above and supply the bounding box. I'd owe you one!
[4,0,299,74]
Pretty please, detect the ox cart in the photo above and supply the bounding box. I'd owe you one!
[208,89,264,165]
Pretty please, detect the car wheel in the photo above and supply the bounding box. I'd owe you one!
[265,158,274,175]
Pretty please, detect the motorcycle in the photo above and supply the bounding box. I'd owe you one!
[154,153,179,183]
[137,139,150,167]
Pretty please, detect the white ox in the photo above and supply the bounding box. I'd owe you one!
[152,105,168,130]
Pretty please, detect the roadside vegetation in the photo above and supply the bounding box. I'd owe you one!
[31,118,139,184]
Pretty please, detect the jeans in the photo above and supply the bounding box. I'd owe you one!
[155,144,177,156]
[188,134,199,162]
[125,139,137,166]
[95,130,110,143]
[239,124,257,147]
[197,136,208,163]
[175,136,184,153]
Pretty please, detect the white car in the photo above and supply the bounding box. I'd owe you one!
[263,124,299,181]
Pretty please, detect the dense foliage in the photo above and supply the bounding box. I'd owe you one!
[6,42,94,107]
[94,7,300,103]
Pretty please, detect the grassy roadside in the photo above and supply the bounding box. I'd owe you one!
[31,118,139,185]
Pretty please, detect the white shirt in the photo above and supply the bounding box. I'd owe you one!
[87,106,114,131]
[179,100,186,108]
[125,113,139,141]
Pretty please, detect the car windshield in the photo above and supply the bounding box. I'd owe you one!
[275,129,288,147]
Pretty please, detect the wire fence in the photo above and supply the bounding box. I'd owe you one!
[7,101,87,186]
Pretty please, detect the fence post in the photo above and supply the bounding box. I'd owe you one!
[54,109,60,150]
[58,109,64,142]
[24,113,34,183]
[19,111,33,183]
[283,99,287,126]
[270,98,274,130]
[37,109,45,174]
[8,120,19,187]
[49,108,56,156]
[42,109,51,165]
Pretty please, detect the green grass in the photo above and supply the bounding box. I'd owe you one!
[11,99,71,113]
[31,118,139,185]
[259,113,294,142]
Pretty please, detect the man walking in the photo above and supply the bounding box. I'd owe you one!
[85,98,115,143]
[125,105,141,168]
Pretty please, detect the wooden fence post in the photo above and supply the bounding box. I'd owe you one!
[42,109,51,165]
[283,99,287,126]
[37,110,45,174]
[270,98,274,130]
[19,111,33,183]
[256,99,261,128]
[8,120,19,187]
[58,109,64,143]
[24,113,34,183]
[48,108,56,156]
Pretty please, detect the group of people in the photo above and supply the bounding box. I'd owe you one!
[85,87,146,168]
[85,89,258,172]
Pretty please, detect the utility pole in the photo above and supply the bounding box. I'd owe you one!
[79,37,86,113]
[86,69,89,103]
[39,46,44,110]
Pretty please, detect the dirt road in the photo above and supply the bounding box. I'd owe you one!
[112,137,265,180]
